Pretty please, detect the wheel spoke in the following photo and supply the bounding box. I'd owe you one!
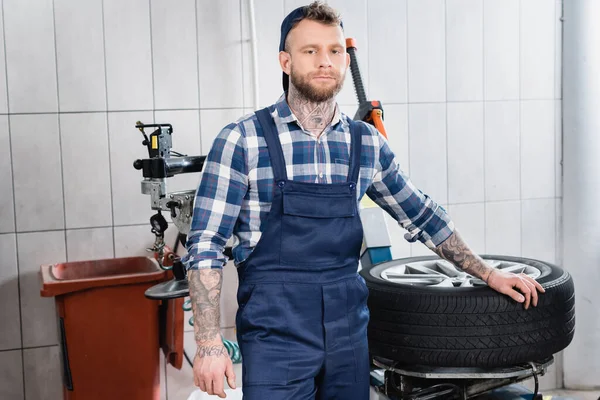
[379,259,542,287]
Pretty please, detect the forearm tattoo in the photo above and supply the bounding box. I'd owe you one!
[433,231,494,282]
[188,269,223,345]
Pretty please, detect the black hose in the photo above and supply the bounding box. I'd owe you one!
[347,46,368,105]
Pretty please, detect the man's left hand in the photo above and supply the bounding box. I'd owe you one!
[486,269,545,309]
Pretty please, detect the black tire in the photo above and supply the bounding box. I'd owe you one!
[360,255,575,368]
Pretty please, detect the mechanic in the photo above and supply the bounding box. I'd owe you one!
[183,2,545,399]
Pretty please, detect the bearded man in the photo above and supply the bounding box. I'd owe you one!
[183,2,543,399]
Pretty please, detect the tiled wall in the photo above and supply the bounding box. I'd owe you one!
[0,0,562,399]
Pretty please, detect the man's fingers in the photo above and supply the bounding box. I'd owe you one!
[213,373,226,398]
[205,379,215,396]
[503,286,525,304]
[530,276,545,293]
[198,380,207,392]
[522,277,538,307]
[225,361,237,389]
[516,278,532,309]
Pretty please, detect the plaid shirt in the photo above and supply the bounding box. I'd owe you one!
[183,95,454,270]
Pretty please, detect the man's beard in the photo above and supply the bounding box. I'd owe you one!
[289,67,344,103]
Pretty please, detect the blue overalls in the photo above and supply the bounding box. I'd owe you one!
[235,107,370,399]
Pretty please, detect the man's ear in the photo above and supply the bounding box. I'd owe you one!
[279,51,291,75]
[345,52,350,71]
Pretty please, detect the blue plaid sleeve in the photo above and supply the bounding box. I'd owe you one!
[182,123,248,270]
[366,131,454,249]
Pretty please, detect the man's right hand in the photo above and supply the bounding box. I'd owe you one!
[193,340,236,398]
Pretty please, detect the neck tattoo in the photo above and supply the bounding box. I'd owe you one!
[287,84,337,138]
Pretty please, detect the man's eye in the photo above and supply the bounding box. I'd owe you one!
[332,49,340,54]
[306,50,316,54]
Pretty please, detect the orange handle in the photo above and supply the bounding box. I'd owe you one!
[372,110,387,139]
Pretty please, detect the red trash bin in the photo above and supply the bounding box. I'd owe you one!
[40,257,167,400]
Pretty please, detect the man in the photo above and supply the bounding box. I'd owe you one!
[183,2,544,399]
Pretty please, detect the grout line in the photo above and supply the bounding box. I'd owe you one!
[406,0,413,257]
[1,1,25,396]
[0,99,566,117]
[51,0,69,266]
[100,0,116,259]
[482,0,487,252]
[195,0,202,154]
[444,0,449,208]
[0,344,59,354]
[518,0,523,257]
[238,0,246,110]
[148,0,155,118]
[365,0,369,97]
[11,222,174,235]
[404,0,413,256]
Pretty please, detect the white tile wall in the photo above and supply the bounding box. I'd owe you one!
[241,0,285,109]
[485,201,521,256]
[0,234,21,350]
[381,104,409,174]
[61,113,112,229]
[2,0,563,397]
[448,203,485,254]
[0,116,15,233]
[447,102,484,204]
[54,0,107,112]
[113,224,160,258]
[484,101,520,201]
[0,4,9,114]
[407,0,446,103]
[0,350,24,400]
[483,0,519,100]
[555,100,562,198]
[151,0,199,110]
[521,100,555,199]
[554,0,562,99]
[66,227,114,262]
[284,0,308,13]
[103,0,154,111]
[520,0,555,99]
[197,0,244,109]
[368,0,408,104]
[522,198,556,264]
[4,0,58,113]
[11,115,64,232]
[446,0,483,102]
[18,231,65,348]
[23,346,62,400]
[408,103,447,204]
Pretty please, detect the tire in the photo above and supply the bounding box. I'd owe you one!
[360,255,575,368]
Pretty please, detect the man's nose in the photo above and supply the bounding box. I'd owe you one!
[317,52,332,67]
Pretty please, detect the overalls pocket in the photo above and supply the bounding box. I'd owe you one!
[236,283,291,386]
[280,191,361,266]
[347,275,371,383]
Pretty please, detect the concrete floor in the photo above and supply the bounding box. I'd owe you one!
[544,390,600,400]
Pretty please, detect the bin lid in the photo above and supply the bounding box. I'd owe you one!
[40,257,167,297]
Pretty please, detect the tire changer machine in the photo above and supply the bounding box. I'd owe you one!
[133,39,554,399]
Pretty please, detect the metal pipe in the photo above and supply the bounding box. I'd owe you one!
[563,0,600,388]
[248,0,260,109]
